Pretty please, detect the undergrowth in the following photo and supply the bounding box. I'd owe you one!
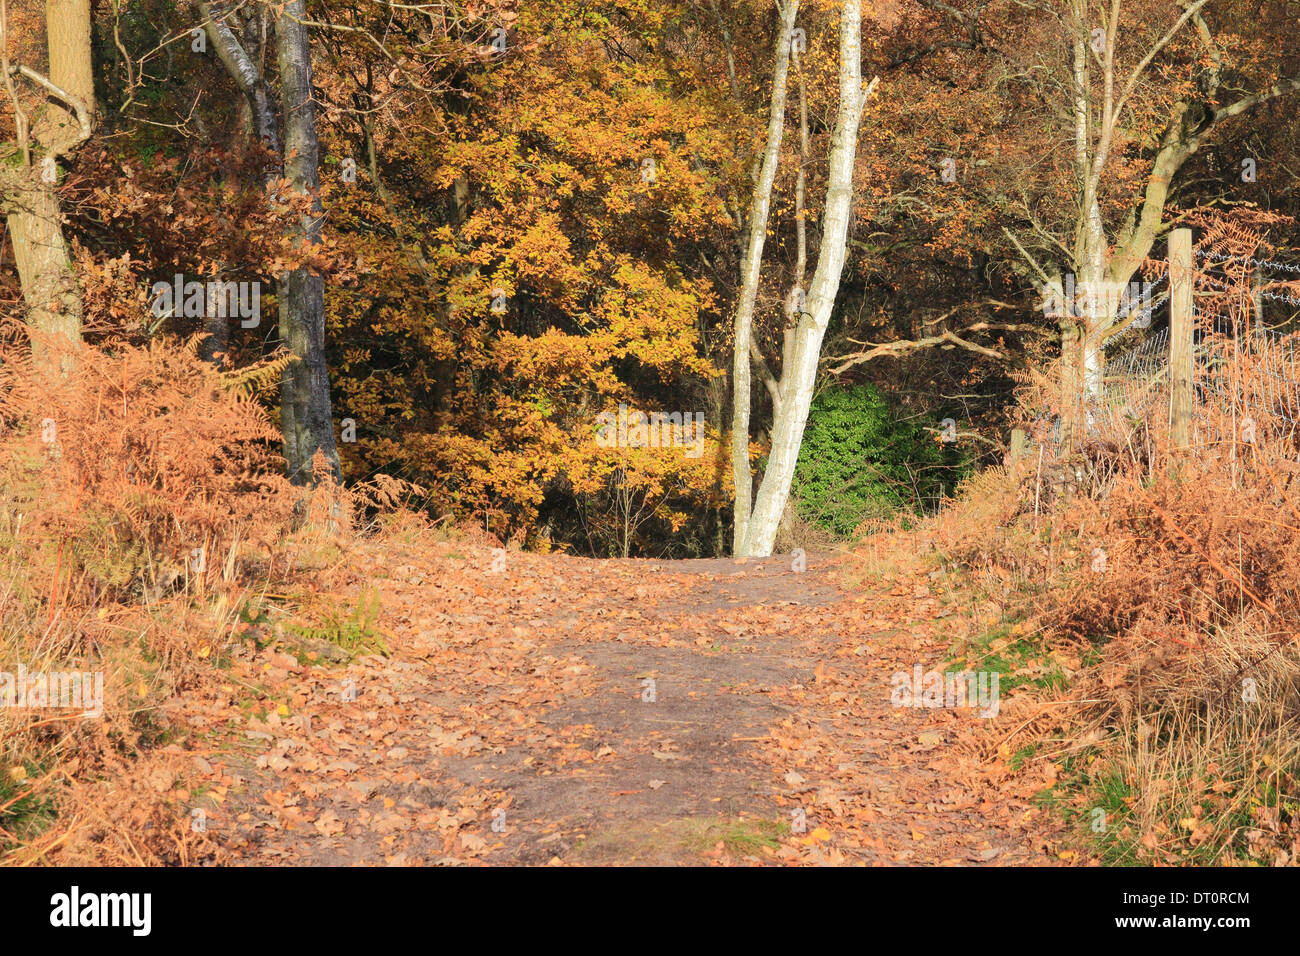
[0,333,422,864]
[858,285,1300,865]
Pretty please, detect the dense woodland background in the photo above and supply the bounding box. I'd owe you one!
[7,0,1296,558]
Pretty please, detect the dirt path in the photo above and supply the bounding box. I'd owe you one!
[194,539,1063,865]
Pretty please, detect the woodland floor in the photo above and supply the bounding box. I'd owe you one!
[182,538,1069,866]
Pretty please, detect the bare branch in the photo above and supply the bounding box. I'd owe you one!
[6,63,93,152]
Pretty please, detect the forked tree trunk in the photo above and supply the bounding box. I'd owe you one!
[1046,7,1300,435]
[203,0,340,484]
[730,0,798,553]
[740,0,869,557]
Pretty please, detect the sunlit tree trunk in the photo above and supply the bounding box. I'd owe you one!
[2,0,95,376]
[742,0,870,557]
[730,0,798,554]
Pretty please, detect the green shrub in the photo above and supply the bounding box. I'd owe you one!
[790,384,964,537]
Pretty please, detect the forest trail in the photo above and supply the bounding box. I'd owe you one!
[198,538,1064,866]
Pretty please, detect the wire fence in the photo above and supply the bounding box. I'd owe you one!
[1094,326,1170,437]
[1197,319,1300,444]
[1040,243,1300,460]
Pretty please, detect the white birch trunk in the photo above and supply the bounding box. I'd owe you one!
[741,0,868,557]
[730,0,799,553]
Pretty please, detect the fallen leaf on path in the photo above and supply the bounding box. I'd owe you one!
[314,810,344,836]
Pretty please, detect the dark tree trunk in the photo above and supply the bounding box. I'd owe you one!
[203,1,340,484]
[275,0,340,484]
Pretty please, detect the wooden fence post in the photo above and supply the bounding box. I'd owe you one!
[1169,227,1194,451]
[1006,427,1027,472]
[1010,427,1027,460]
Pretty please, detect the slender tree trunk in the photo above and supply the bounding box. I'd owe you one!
[202,4,275,377]
[202,3,278,155]
[200,280,230,365]
[707,0,740,100]
[1068,22,1108,417]
[730,0,798,553]
[275,0,340,484]
[742,0,870,557]
[783,35,810,378]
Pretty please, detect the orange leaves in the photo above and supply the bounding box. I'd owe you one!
[0,336,293,602]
